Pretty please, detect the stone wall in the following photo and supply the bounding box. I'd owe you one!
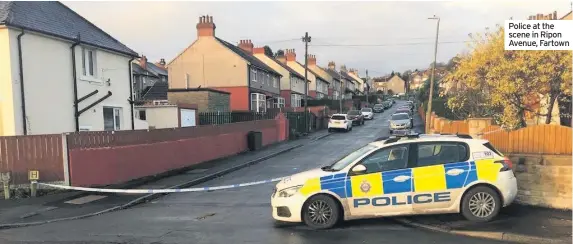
[509,154,572,210]
[208,92,230,112]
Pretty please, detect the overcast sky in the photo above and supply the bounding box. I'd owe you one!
[64,0,571,77]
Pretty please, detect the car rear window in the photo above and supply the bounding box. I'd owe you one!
[374,105,383,108]
[331,115,346,120]
[348,110,361,115]
[392,114,409,120]
[483,142,504,156]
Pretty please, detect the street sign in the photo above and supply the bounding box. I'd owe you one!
[28,170,39,181]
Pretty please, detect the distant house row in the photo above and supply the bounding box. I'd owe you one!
[167,15,369,113]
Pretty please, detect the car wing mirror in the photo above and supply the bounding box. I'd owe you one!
[351,164,367,174]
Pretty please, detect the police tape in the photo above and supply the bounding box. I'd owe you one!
[36,176,287,194]
[477,126,507,136]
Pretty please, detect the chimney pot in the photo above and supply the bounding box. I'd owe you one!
[140,55,147,70]
[197,15,216,37]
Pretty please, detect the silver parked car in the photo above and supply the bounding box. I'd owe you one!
[389,112,412,132]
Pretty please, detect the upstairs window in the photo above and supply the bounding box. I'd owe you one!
[250,68,257,83]
[82,47,97,77]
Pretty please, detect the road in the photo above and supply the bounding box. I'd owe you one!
[0,101,507,244]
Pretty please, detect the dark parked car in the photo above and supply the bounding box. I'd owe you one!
[347,110,365,125]
[373,104,384,113]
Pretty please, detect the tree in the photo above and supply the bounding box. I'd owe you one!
[387,89,394,96]
[264,46,273,57]
[444,26,572,129]
[275,49,284,57]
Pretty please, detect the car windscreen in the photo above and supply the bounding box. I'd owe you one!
[392,114,410,120]
[331,115,346,120]
[329,144,377,171]
[361,108,372,112]
[348,110,361,115]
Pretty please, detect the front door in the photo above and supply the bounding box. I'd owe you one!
[346,144,412,217]
[410,142,470,213]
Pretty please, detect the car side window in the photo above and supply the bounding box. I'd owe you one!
[415,142,468,168]
[358,145,409,174]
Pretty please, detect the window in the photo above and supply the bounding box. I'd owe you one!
[329,144,377,171]
[251,93,266,112]
[416,142,469,168]
[82,47,97,77]
[138,110,147,120]
[266,73,270,86]
[274,97,285,108]
[103,107,122,131]
[153,100,169,105]
[291,94,302,107]
[358,145,410,173]
[251,68,257,83]
[273,76,278,88]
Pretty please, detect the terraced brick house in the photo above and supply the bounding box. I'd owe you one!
[167,16,282,112]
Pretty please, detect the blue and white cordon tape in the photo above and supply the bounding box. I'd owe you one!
[36,176,287,194]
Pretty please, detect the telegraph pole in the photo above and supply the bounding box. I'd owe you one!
[339,71,343,112]
[426,15,440,133]
[366,69,369,105]
[302,32,311,133]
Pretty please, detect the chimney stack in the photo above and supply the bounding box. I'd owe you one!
[349,68,358,76]
[140,55,147,69]
[328,61,335,70]
[340,65,347,72]
[253,46,265,55]
[238,40,254,54]
[285,49,296,62]
[307,54,316,66]
[159,58,166,66]
[196,15,216,37]
[276,52,286,63]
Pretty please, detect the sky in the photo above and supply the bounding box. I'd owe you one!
[63,0,572,77]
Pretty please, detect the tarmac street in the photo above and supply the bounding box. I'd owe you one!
[0,102,508,244]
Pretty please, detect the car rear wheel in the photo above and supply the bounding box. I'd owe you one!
[302,195,340,229]
[461,186,501,222]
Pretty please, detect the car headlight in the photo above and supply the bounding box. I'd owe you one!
[278,185,302,198]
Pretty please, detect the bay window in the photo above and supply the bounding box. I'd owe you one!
[274,97,285,108]
[251,93,266,112]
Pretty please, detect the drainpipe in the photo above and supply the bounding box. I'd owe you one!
[128,57,135,130]
[70,35,81,132]
[16,30,27,135]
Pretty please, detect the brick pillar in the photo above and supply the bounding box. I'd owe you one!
[275,112,288,142]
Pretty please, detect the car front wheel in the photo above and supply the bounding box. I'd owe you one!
[461,186,501,222]
[302,195,341,229]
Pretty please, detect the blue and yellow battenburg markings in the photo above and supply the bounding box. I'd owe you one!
[299,159,500,199]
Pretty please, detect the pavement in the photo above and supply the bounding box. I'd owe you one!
[0,129,331,229]
[0,100,569,244]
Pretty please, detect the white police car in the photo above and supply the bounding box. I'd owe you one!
[271,134,517,229]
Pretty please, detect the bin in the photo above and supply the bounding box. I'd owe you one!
[247,131,263,151]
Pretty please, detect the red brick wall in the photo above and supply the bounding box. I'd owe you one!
[68,116,288,187]
[212,86,249,111]
[309,91,317,99]
[281,90,292,107]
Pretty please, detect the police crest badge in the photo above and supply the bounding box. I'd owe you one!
[360,180,371,193]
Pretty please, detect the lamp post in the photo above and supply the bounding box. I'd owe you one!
[426,15,440,133]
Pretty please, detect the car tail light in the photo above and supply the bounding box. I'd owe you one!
[495,158,513,171]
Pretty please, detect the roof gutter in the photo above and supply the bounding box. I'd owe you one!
[128,57,135,130]
[5,24,137,57]
[17,29,27,135]
[71,35,81,132]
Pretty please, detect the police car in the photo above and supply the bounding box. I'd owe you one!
[271,133,517,229]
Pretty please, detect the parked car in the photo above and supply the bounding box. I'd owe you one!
[271,134,517,229]
[389,112,412,133]
[328,114,352,132]
[383,101,392,109]
[395,108,414,124]
[361,108,374,120]
[373,104,385,113]
[347,110,365,126]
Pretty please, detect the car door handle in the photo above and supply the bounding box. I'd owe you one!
[446,168,465,176]
[393,175,411,182]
